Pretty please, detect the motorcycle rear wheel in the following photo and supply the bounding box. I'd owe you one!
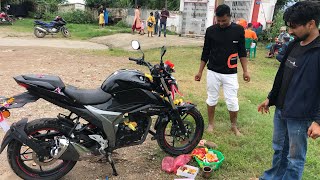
[34,28,46,38]
[7,118,77,180]
[156,108,204,156]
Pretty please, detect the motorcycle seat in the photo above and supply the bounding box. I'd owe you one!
[21,74,65,90]
[64,86,112,105]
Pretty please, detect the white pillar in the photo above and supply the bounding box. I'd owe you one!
[180,0,185,11]
[206,0,216,28]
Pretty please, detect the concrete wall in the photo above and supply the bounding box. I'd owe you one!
[58,3,85,12]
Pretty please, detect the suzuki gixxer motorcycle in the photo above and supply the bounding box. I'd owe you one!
[0,41,204,180]
[34,16,70,38]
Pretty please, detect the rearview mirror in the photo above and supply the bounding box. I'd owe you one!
[131,40,140,50]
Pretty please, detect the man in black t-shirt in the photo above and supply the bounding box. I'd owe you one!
[195,4,250,136]
[158,8,169,37]
[258,2,320,179]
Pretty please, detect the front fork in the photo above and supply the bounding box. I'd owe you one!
[160,77,187,134]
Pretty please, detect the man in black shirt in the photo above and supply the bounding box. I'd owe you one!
[159,8,169,37]
[195,4,250,136]
[257,2,320,179]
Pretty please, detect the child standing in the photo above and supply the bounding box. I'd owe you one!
[139,20,145,35]
[147,12,156,37]
[99,10,105,28]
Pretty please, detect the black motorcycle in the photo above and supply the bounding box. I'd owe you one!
[0,41,204,180]
[34,16,70,38]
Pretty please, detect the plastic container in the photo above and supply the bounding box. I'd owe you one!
[194,149,225,170]
[176,165,199,179]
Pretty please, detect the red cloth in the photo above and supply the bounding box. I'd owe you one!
[131,20,141,31]
[252,22,262,28]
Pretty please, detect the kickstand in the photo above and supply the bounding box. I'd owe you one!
[107,152,118,176]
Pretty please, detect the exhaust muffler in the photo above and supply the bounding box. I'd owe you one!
[35,26,47,33]
[51,137,97,161]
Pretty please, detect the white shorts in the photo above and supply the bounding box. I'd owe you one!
[206,70,239,111]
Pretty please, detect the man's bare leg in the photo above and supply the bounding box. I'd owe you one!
[207,105,216,132]
[229,111,242,136]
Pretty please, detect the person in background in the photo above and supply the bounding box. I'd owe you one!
[267,26,290,58]
[195,4,250,136]
[154,10,160,35]
[140,20,145,35]
[147,12,156,37]
[104,9,109,26]
[98,10,105,28]
[276,34,291,62]
[245,23,258,41]
[159,7,169,37]
[132,5,141,34]
[252,22,263,35]
[237,18,247,29]
[257,1,320,179]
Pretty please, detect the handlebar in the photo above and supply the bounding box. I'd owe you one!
[128,57,141,61]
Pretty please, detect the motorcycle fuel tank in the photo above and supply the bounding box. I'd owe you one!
[101,69,152,94]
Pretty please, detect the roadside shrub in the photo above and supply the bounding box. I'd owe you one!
[43,12,57,20]
[43,10,95,24]
[60,10,96,24]
[114,20,129,28]
[269,11,285,40]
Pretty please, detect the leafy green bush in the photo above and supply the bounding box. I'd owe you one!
[43,10,96,24]
[43,12,57,21]
[269,11,285,40]
[61,10,96,24]
[114,20,129,28]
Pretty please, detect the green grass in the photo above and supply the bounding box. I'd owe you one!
[9,18,177,40]
[83,44,320,179]
[10,18,132,40]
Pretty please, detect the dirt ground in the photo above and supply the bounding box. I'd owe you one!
[0,45,178,180]
[0,26,203,50]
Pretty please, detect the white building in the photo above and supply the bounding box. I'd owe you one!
[179,0,277,35]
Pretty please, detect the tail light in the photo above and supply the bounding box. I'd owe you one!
[18,83,29,89]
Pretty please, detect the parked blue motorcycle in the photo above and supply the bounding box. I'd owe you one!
[34,16,70,38]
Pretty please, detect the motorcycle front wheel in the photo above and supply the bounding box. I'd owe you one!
[61,27,70,38]
[156,107,204,156]
[34,28,46,38]
[7,118,77,180]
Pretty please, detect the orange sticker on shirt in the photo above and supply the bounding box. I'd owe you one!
[227,53,238,68]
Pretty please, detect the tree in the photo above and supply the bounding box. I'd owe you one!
[274,0,298,15]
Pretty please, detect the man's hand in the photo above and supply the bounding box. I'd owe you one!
[308,122,320,139]
[195,72,202,81]
[258,99,270,114]
[243,71,250,82]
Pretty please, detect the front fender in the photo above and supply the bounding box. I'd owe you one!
[154,103,196,130]
[0,118,28,153]
[177,103,196,115]
[0,129,13,153]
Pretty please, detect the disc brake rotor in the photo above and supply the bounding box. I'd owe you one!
[173,120,195,142]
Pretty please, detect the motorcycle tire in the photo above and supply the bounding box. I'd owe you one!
[156,107,204,156]
[61,27,70,38]
[7,118,77,180]
[34,28,46,38]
